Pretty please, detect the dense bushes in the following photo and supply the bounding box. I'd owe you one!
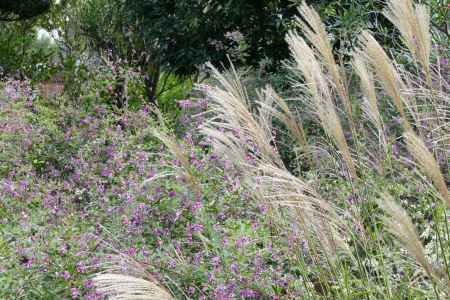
[0,80,296,299]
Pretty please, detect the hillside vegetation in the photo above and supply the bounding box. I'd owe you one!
[0,0,449,299]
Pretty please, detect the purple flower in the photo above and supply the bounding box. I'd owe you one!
[240,289,258,298]
[235,236,250,249]
[23,258,34,269]
[187,286,196,295]
[191,201,202,214]
[211,256,220,267]
[222,237,229,247]
[230,263,238,274]
[84,279,94,289]
[439,58,448,66]
[71,288,79,299]
[207,272,215,283]
[193,252,203,265]
[76,261,86,273]
[168,190,177,198]
[214,285,228,299]
[258,205,268,215]
[85,291,103,300]
[251,223,258,231]
[128,247,138,256]
[167,259,177,269]
[62,271,71,281]
[101,168,112,178]
[190,224,204,233]
[177,99,194,109]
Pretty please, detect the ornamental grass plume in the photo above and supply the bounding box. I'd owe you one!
[92,254,174,300]
[256,86,312,162]
[352,52,387,156]
[359,31,413,133]
[201,62,283,166]
[253,163,352,261]
[404,130,450,208]
[377,193,445,284]
[286,31,357,179]
[149,109,201,192]
[200,59,351,262]
[295,2,355,132]
[383,0,432,85]
[93,274,173,300]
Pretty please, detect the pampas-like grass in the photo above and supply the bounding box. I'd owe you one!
[92,253,174,300]
[195,0,447,296]
[199,58,351,262]
[353,52,387,160]
[404,130,450,208]
[93,274,174,300]
[253,163,352,262]
[383,0,431,84]
[257,86,312,161]
[359,31,413,133]
[150,121,201,192]
[286,31,357,179]
[295,2,355,131]
[202,63,283,166]
[377,193,443,283]
[353,54,383,135]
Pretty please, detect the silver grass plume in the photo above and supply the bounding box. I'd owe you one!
[295,2,355,131]
[404,130,450,208]
[286,31,357,179]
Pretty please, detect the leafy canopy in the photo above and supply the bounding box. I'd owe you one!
[0,0,51,21]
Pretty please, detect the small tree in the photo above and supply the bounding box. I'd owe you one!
[75,0,297,104]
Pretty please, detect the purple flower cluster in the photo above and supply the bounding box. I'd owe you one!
[1,82,308,299]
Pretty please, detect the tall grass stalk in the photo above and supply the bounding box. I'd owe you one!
[404,130,450,208]
[286,32,357,179]
[377,194,446,288]
[295,2,355,133]
[359,31,414,133]
[383,0,432,87]
[257,86,312,162]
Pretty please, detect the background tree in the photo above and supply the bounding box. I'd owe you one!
[75,0,298,104]
[0,0,51,21]
[0,1,56,78]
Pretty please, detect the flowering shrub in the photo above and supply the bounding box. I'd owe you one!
[0,79,310,299]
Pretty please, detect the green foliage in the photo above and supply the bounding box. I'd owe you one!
[156,74,193,123]
[0,23,57,78]
[122,0,295,74]
[0,0,51,21]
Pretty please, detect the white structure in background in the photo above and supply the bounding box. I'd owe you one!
[36,28,59,44]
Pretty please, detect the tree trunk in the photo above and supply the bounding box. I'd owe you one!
[144,64,160,106]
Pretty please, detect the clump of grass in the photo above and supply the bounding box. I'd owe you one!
[198,0,449,297]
